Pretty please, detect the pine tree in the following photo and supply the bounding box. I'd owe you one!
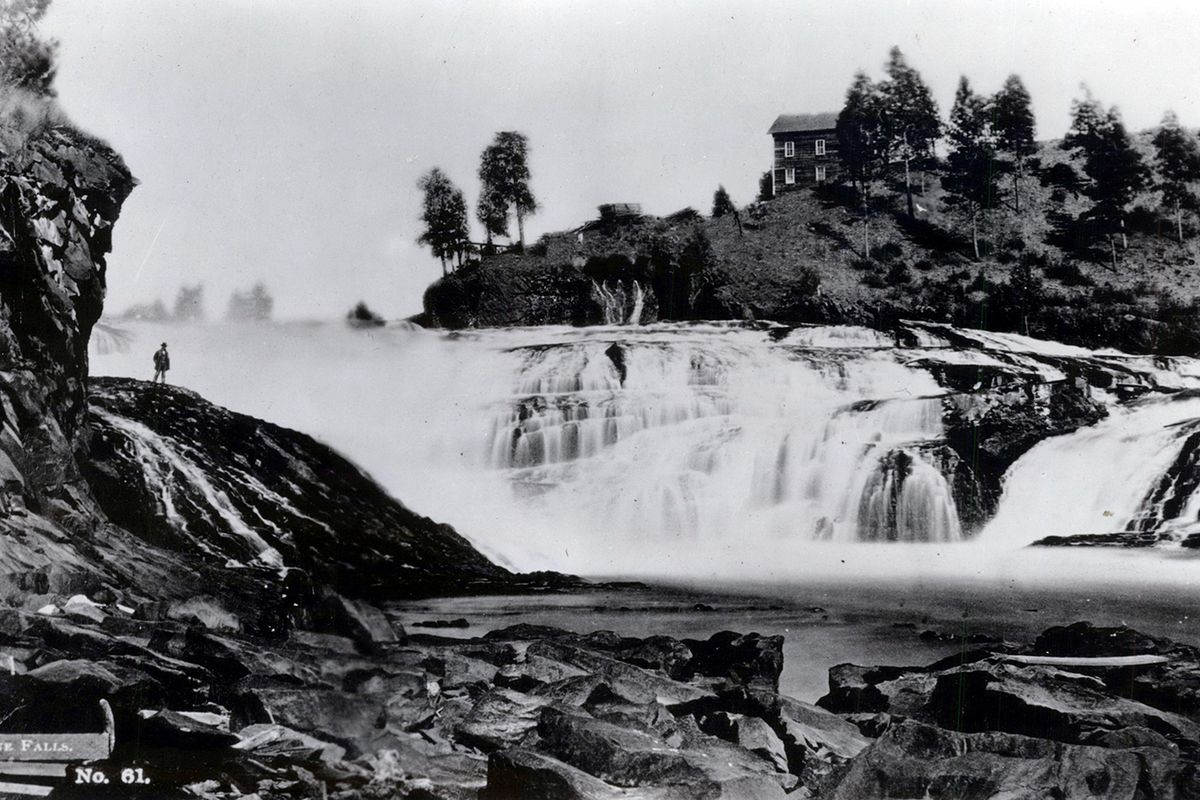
[711,185,735,217]
[757,170,773,202]
[1152,110,1200,244]
[992,74,1037,213]
[0,0,57,95]
[942,76,1000,260]
[478,131,538,247]
[1063,90,1147,267]
[880,47,940,219]
[417,168,469,275]
[475,183,509,251]
[836,71,891,256]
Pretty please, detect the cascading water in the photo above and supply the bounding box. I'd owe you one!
[591,280,646,325]
[89,319,1200,579]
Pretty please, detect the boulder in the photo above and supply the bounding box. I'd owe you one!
[454,688,546,752]
[62,594,106,624]
[526,640,712,708]
[233,723,347,764]
[310,593,401,650]
[248,687,387,756]
[1032,622,1200,724]
[827,719,1200,800]
[682,631,784,691]
[926,661,1200,756]
[480,749,630,800]
[0,658,165,734]
[135,709,240,749]
[535,706,790,797]
[495,653,591,692]
[701,712,789,773]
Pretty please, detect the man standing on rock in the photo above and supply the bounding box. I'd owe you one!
[153,342,170,385]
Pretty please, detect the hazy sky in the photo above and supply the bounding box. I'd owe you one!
[41,1,1200,319]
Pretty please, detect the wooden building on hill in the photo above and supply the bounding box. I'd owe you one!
[768,113,839,196]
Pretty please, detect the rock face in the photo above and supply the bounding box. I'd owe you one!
[0,127,134,532]
[84,377,508,603]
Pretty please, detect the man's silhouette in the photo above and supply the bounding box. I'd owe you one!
[153,343,170,384]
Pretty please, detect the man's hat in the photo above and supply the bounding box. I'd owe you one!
[161,343,167,347]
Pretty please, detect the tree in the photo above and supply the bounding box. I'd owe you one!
[879,47,940,219]
[992,74,1037,213]
[757,170,773,201]
[711,185,735,217]
[1152,110,1200,244]
[227,283,273,322]
[475,184,509,250]
[836,71,892,256]
[172,284,205,321]
[942,76,1000,260]
[417,167,469,275]
[1007,254,1044,336]
[478,131,538,247]
[0,0,57,95]
[1062,89,1147,267]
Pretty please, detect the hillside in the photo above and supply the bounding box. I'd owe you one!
[422,136,1200,355]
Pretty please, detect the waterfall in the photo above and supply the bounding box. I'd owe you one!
[89,319,1200,576]
[982,394,1200,546]
[591,280,646,325]
[95,407,286,569]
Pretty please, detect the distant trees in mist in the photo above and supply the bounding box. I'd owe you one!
[226,283,273,322]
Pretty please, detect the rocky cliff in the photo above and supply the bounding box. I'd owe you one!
[84,377,513,610]
[0,126,134,529]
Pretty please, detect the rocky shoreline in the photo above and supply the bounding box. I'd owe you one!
[0,600,1195,798]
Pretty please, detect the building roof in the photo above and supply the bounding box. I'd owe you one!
[768,113,839,135]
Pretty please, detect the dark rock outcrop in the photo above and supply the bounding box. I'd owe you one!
[816,623,1200,799]
[828,719,1200,800]
[942,378,1107,529]
[83,377,509,604]
[0,125,134,552]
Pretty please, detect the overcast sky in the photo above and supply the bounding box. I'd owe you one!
[41,0,1200,319]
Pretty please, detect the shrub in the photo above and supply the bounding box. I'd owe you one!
[1043,258,1094,287]
[0,1,58,96]
[527,237,548,257]
[849,258,874,272]
[1042,162,1082,193]
[347,301,385,325]
[913,258,936,272]
[1091,284,1137,305]
[0,84,64,154]
[665,207,702,224]
[870,242,903,262]
[861,269,887,289]
[885,262,911,285]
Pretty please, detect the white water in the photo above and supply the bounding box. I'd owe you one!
[89,319,1200,588]
[94,407,285,568]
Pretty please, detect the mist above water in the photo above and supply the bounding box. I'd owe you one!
[90,319,1200,591]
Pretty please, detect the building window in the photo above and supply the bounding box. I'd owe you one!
[815,165,827,183]
[815,139,826,156]
[785,168,795,185]
[784,141,795,158]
